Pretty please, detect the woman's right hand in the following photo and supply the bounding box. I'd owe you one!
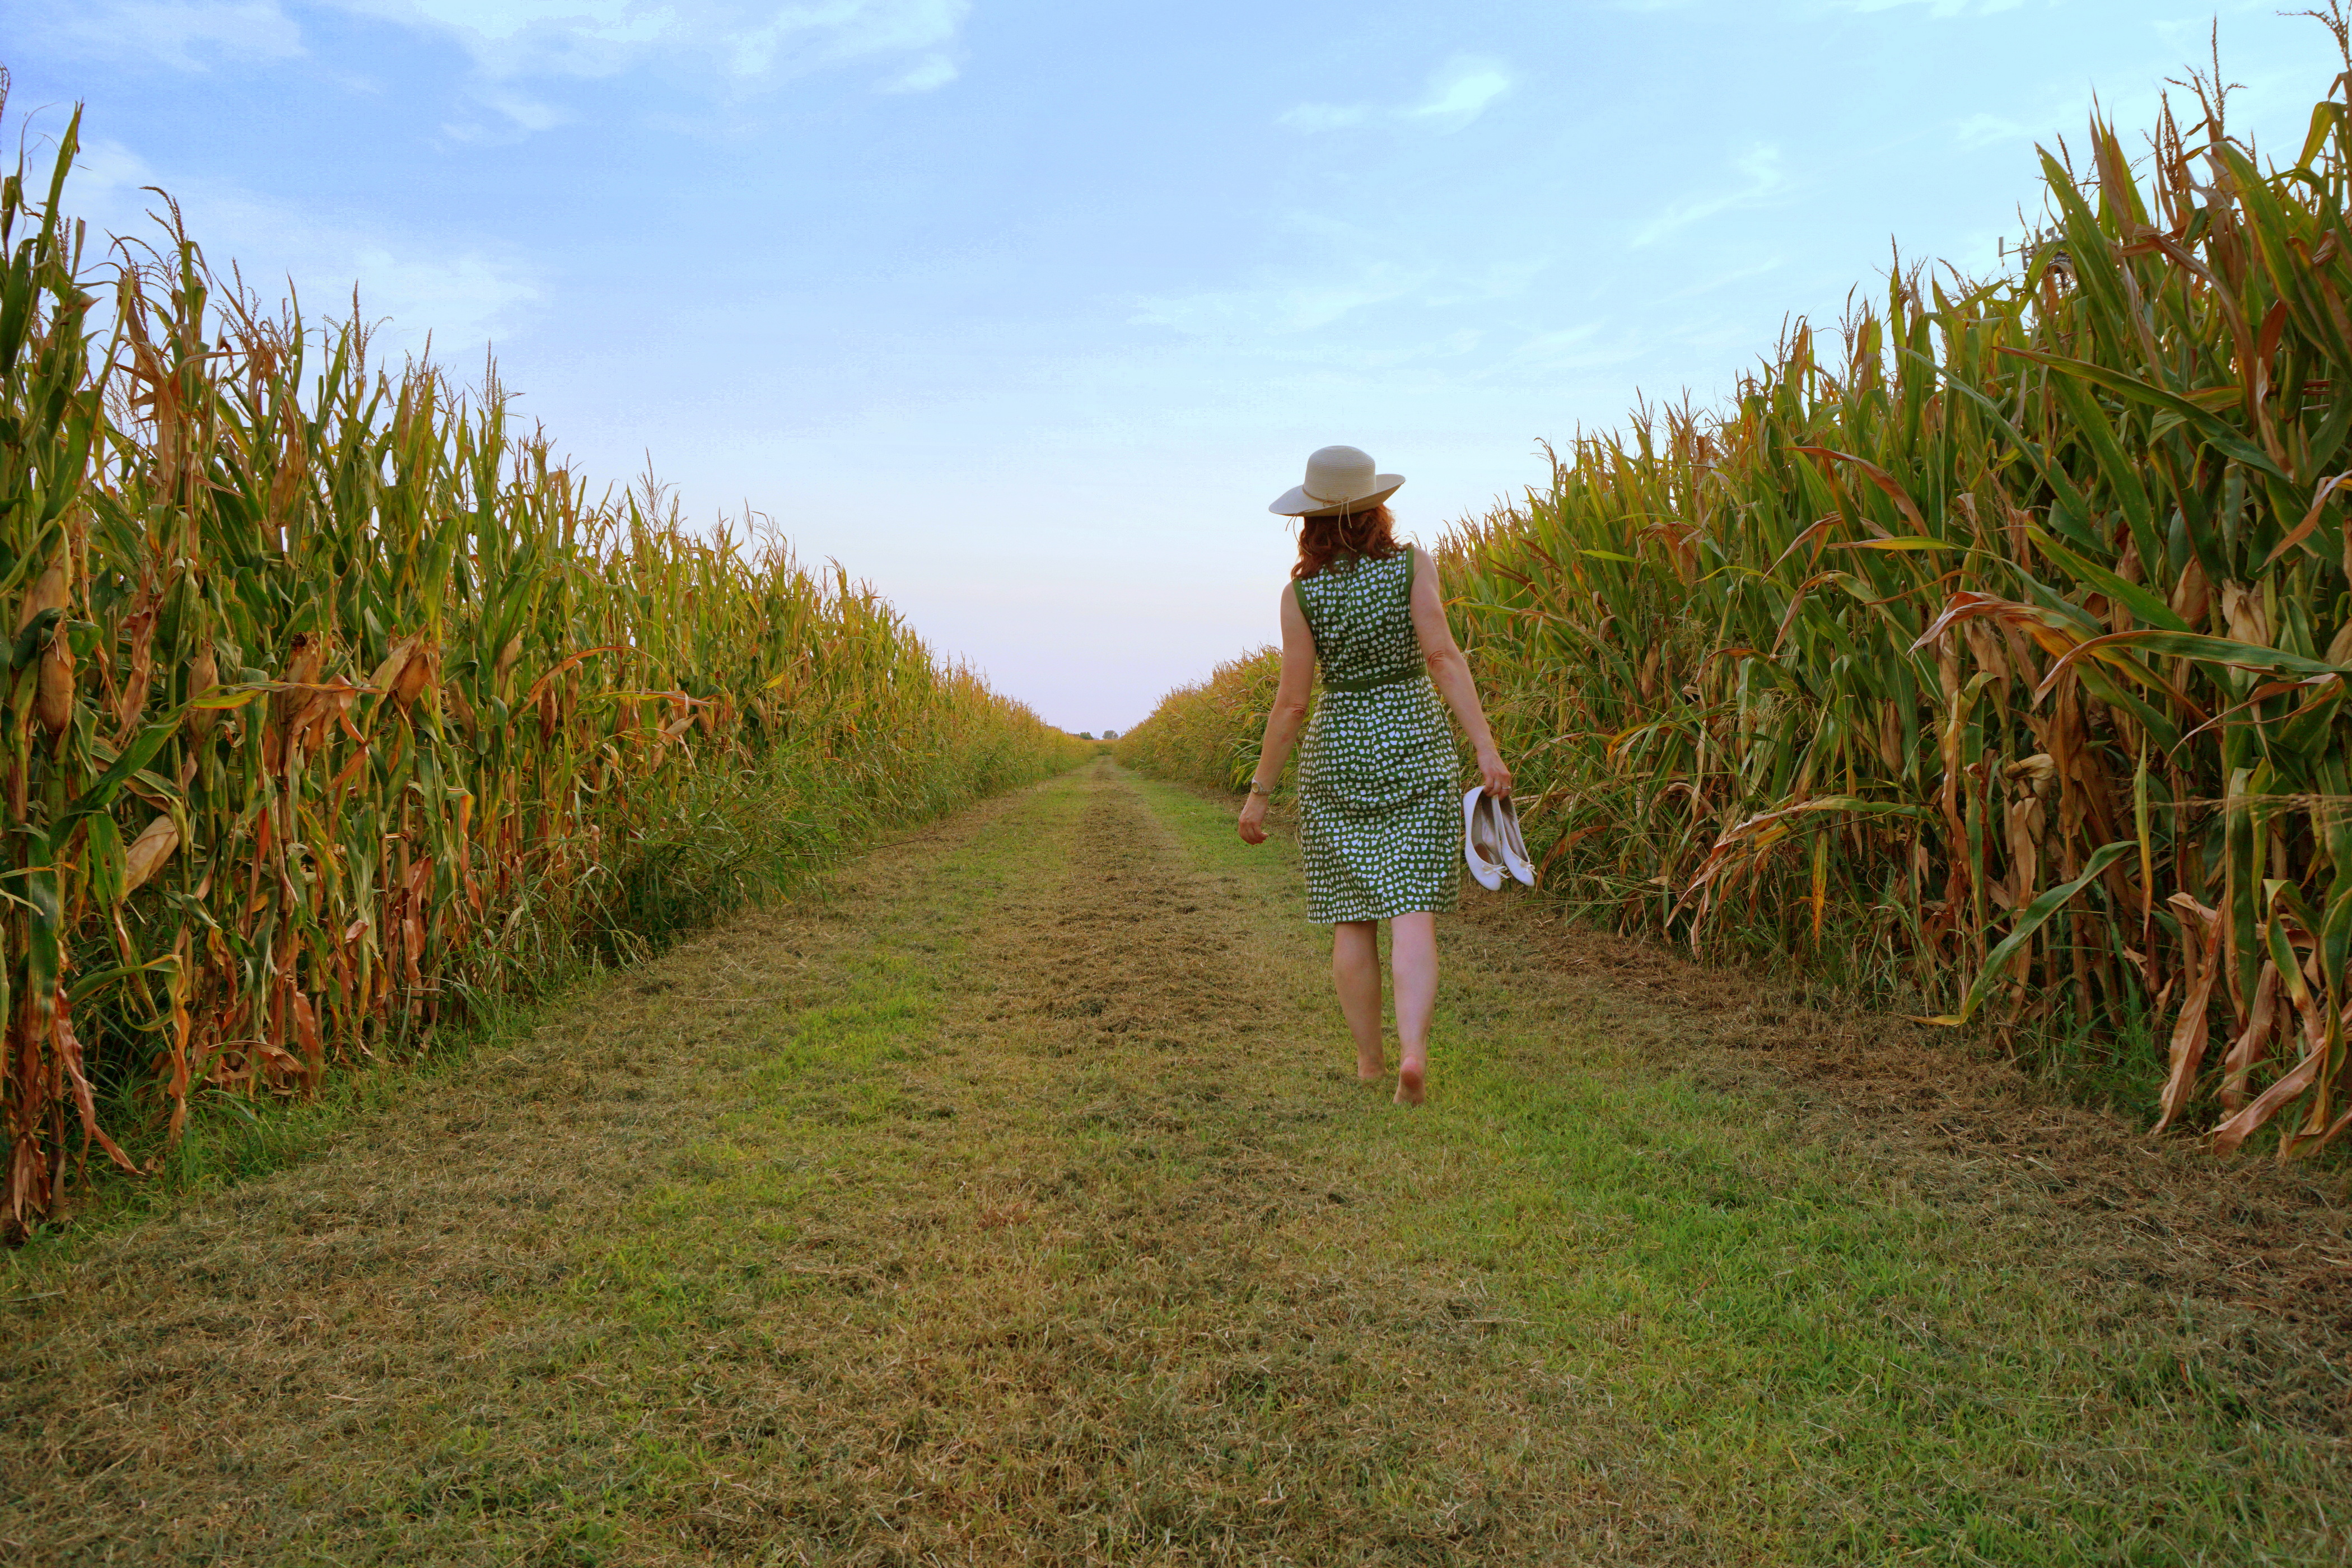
[1237,792,1270,845]
[1476,746,1513,799]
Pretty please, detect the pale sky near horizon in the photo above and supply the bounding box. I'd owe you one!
[7,0,2340,731]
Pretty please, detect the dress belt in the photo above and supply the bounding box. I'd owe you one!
[1323,665,1425,694]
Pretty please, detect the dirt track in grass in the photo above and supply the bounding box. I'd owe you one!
[3,758,2348,1566]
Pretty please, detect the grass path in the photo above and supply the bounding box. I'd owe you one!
[3,760,2348,1565]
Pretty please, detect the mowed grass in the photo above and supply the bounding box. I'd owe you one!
[3,763,2345,1565]
[1133,773,2350,1566]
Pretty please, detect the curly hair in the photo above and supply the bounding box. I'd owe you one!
[1290,503,1401,581]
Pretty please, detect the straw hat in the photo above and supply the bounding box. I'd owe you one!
[1267,445,1405,517]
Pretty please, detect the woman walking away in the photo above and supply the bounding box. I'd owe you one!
[1237,446,1512,1106]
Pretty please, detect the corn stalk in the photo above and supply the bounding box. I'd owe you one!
[0,89,1081,1238]
[1126,32,2352,1156]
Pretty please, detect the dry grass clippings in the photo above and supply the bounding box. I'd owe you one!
[8,762,2348,1566]
[2,767,1664,1566]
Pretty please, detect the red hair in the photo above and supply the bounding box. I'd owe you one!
[1291,503,1400,581]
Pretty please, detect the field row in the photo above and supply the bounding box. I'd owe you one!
[1123,49,2352,1158]
[0,106,1082,1238]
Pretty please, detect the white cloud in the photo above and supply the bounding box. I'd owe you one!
[1403,59,1511,130]
[1954,111,2032,148]
[338,246,542,351]
[1832,0,2025,13]
[1497,323,1602,364]
[67,138,539,357]
[879,53,958,92]
[16,0,305,71]
[71,139,164,195]
[1132,267,1427,338]
[1129,212,1558,367]
[1660,255,1786,298]
[1630,143,1791,246]
[1281,55,1511,136]
[1614,0,2026,17]
[433,88,577,140]
[327,0,970,82]
[20,0,970,100]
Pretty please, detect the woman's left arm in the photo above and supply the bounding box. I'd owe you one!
[1410,547,1512,797]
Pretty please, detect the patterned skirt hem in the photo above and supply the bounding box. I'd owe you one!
[1304,891,1463,925]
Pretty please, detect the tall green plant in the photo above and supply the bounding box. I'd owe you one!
[0,88,1081,1238]
[1129,27,2352,1155]
[1114,647,1282,792]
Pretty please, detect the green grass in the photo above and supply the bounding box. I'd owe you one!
[3,765,2342,1565]
[1,742,1083,1278]
[1136,772,2349,1565]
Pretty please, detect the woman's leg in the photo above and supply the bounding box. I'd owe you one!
[1330,920,1385,1081]
[1389,912,1438,1105]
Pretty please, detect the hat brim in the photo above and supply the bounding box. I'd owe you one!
[1267,475,1405,517]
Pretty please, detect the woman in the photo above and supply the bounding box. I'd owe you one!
[1236,446,1512,1105]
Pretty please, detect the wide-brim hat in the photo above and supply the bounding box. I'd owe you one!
[1268,445,1405,517]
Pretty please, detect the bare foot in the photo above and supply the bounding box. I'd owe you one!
[1394,1060,1425,1106]
[1357,1051,1387,1084]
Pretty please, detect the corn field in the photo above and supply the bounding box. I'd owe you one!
[1124,35,2352,1156]
[1112,647,1282,794]
[0,94,1080,1239]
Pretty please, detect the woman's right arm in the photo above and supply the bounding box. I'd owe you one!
[1238,583,1316,846]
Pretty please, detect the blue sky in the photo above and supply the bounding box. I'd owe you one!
[9,0,2339,730]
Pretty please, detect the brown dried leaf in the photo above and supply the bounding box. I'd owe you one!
[2154,894,2224,1133]
[2220,960,2283,1112]
[123,814,180,895]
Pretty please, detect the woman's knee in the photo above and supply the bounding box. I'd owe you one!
[1389,912,1437,948]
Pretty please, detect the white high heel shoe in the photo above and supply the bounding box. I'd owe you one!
[1462,786,1535,890]
[1462,785,1506,891]
[1494,792,1536,886]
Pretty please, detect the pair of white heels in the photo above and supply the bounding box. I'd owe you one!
[1462,786,1534,890]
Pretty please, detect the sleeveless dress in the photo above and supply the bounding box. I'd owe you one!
[1292,550,1462,923]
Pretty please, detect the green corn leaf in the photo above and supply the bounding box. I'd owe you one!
[1924,842,2136,1027]
[2001,347,2296,485]
[2024,526,2187,632]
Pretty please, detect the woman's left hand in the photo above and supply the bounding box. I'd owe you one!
[1237,793,1270,845]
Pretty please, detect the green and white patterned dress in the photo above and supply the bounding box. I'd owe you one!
[1291,550,1462,923]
